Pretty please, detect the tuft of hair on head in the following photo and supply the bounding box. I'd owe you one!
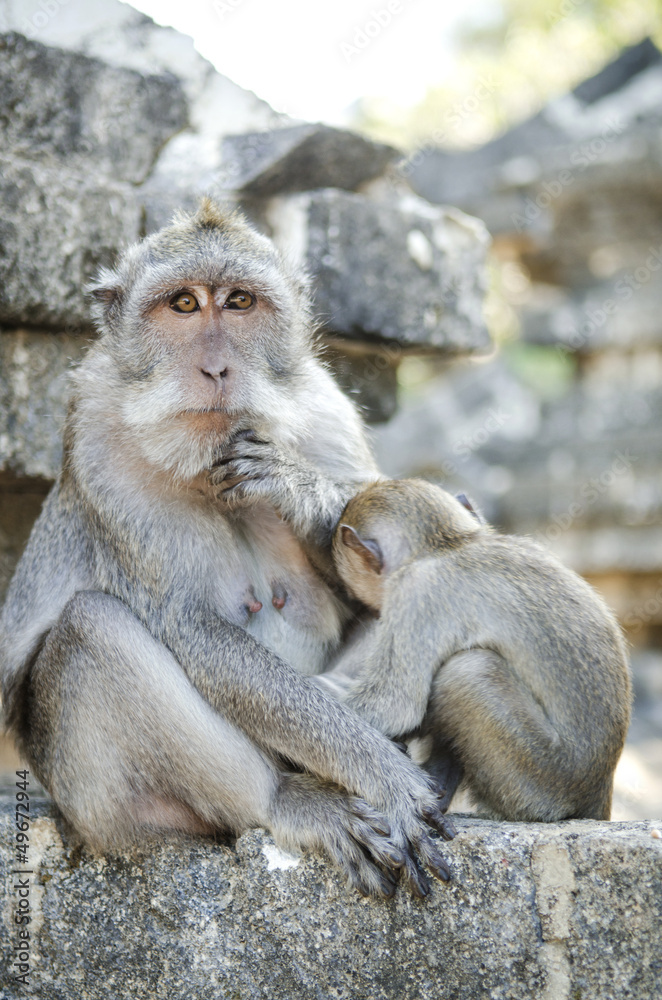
[188,196,239,232]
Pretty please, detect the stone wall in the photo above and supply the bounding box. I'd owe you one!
[402,38,662,636]
[0,0,490,604]
[0,787,660,1000]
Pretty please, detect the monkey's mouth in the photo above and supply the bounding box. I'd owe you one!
[177,409,236,435]
[180,407,229,414]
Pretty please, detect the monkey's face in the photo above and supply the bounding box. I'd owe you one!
[89,205,313,480]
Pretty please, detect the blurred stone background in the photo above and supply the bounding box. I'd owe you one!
[0,0,660,823]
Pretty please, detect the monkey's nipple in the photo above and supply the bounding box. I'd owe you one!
[271,582,287,610]
[244,586,262,614]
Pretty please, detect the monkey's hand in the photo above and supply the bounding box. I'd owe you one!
[269,773,408,899]
[208,430,355,545]
[373,757,457,898]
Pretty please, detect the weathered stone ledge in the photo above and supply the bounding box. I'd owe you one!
[0,790,659,999]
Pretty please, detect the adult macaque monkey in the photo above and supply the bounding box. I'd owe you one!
[0,201,454,900]
[317,479,631,822]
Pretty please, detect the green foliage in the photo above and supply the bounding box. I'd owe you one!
[352,0,662,150]
[501,342,577,399]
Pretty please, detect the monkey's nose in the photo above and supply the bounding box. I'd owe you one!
[200,365,228,385]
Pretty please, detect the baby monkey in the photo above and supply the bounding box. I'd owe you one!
[318,479,631,823]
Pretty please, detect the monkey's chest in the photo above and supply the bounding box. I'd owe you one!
[243,572,346,675]
[224,512,348,676]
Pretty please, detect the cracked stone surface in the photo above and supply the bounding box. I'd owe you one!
[0,32,189,185]
[267,189,491,352]
[0,788,659,1000]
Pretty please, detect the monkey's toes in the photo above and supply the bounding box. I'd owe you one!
[401,854,431,899]
[349,862,398,900]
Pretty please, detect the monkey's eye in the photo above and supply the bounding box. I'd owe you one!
[170,293,199,313]
[224,290,254,311]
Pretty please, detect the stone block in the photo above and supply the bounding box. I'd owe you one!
[221,123,398,197]
[0,329,88,478]
[0,789,659,1000]
[407,39,662,287]
[0,31,189,184]
[268,190,491,352]
[0,159,140,328]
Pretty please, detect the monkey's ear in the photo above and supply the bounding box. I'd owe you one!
[456,493,479,519]
[90,286,120,305]
[455,492,486,525]
[87,267,124,317]
[339,525,383,574]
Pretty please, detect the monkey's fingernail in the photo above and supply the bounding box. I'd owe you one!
[421,804,441,825]
[410,871,430,899]
[371,817,391,836]
[380,874,397,899]
[430,860,451,882]
[441,818,457,840]
[393,740,408,754]
[384,846,405,866]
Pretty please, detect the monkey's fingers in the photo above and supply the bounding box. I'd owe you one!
[400,852,432,899]
[412,830,452,884]
[421,802,457,841]
[347,797,407,871]
[210,472,251,493]
[229,428,269,445]
[224,437,272,463]
[321,832,399,899]
[348,796,391,835]
[433,783,455,814]
[347,861,398,900]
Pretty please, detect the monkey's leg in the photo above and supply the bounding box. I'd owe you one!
[426,649,612,821]
[417,737,464,814]
[22,591,408,897]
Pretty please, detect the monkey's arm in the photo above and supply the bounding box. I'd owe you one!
[317,561,462,738]
[155,601,454,890]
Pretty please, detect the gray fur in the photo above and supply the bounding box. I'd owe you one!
[0,203,453,899]
[320,478,632,822]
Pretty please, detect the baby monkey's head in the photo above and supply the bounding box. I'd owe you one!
[333,479,483,610]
